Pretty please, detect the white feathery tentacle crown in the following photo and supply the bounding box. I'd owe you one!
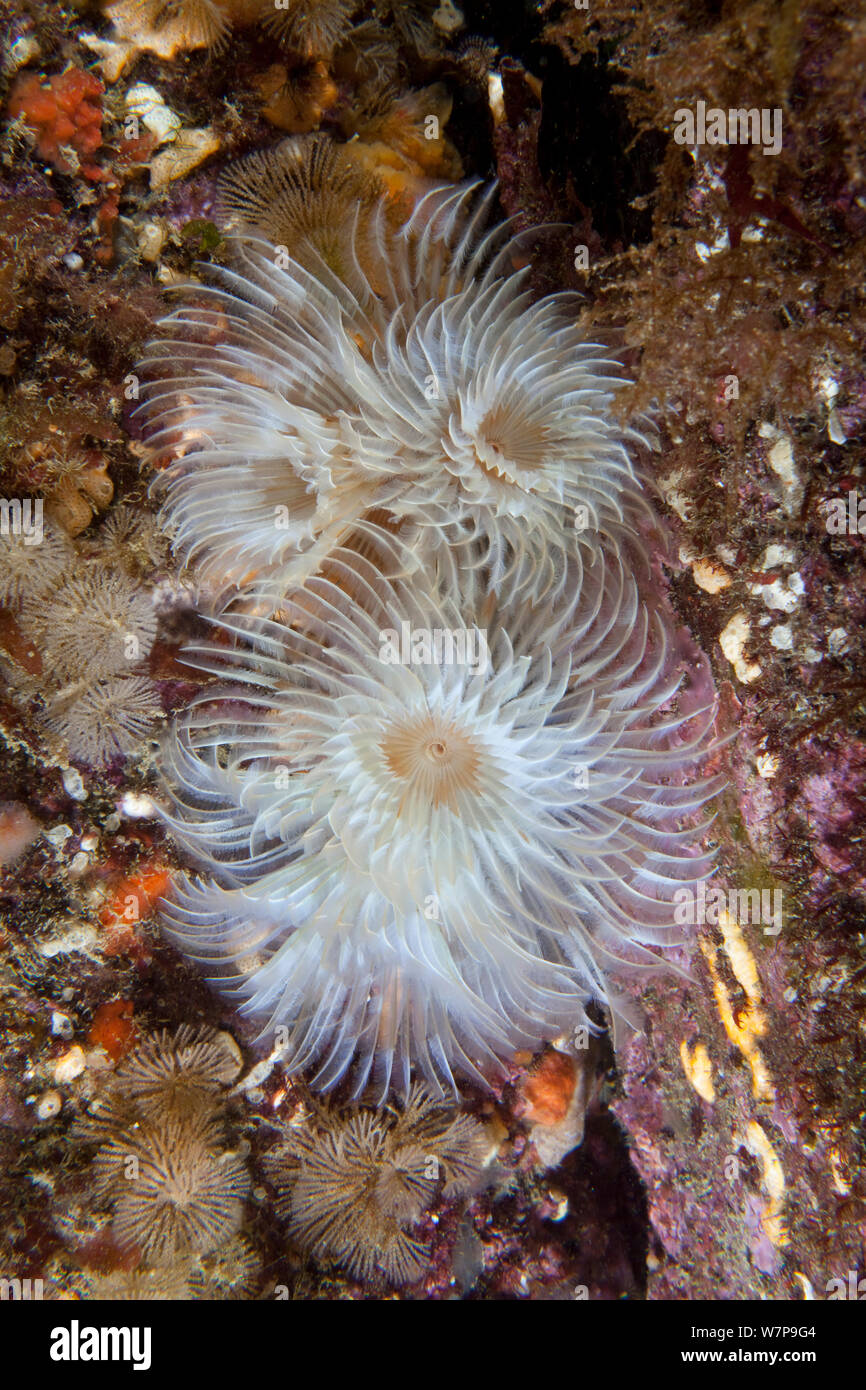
[138,173,724,1098]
